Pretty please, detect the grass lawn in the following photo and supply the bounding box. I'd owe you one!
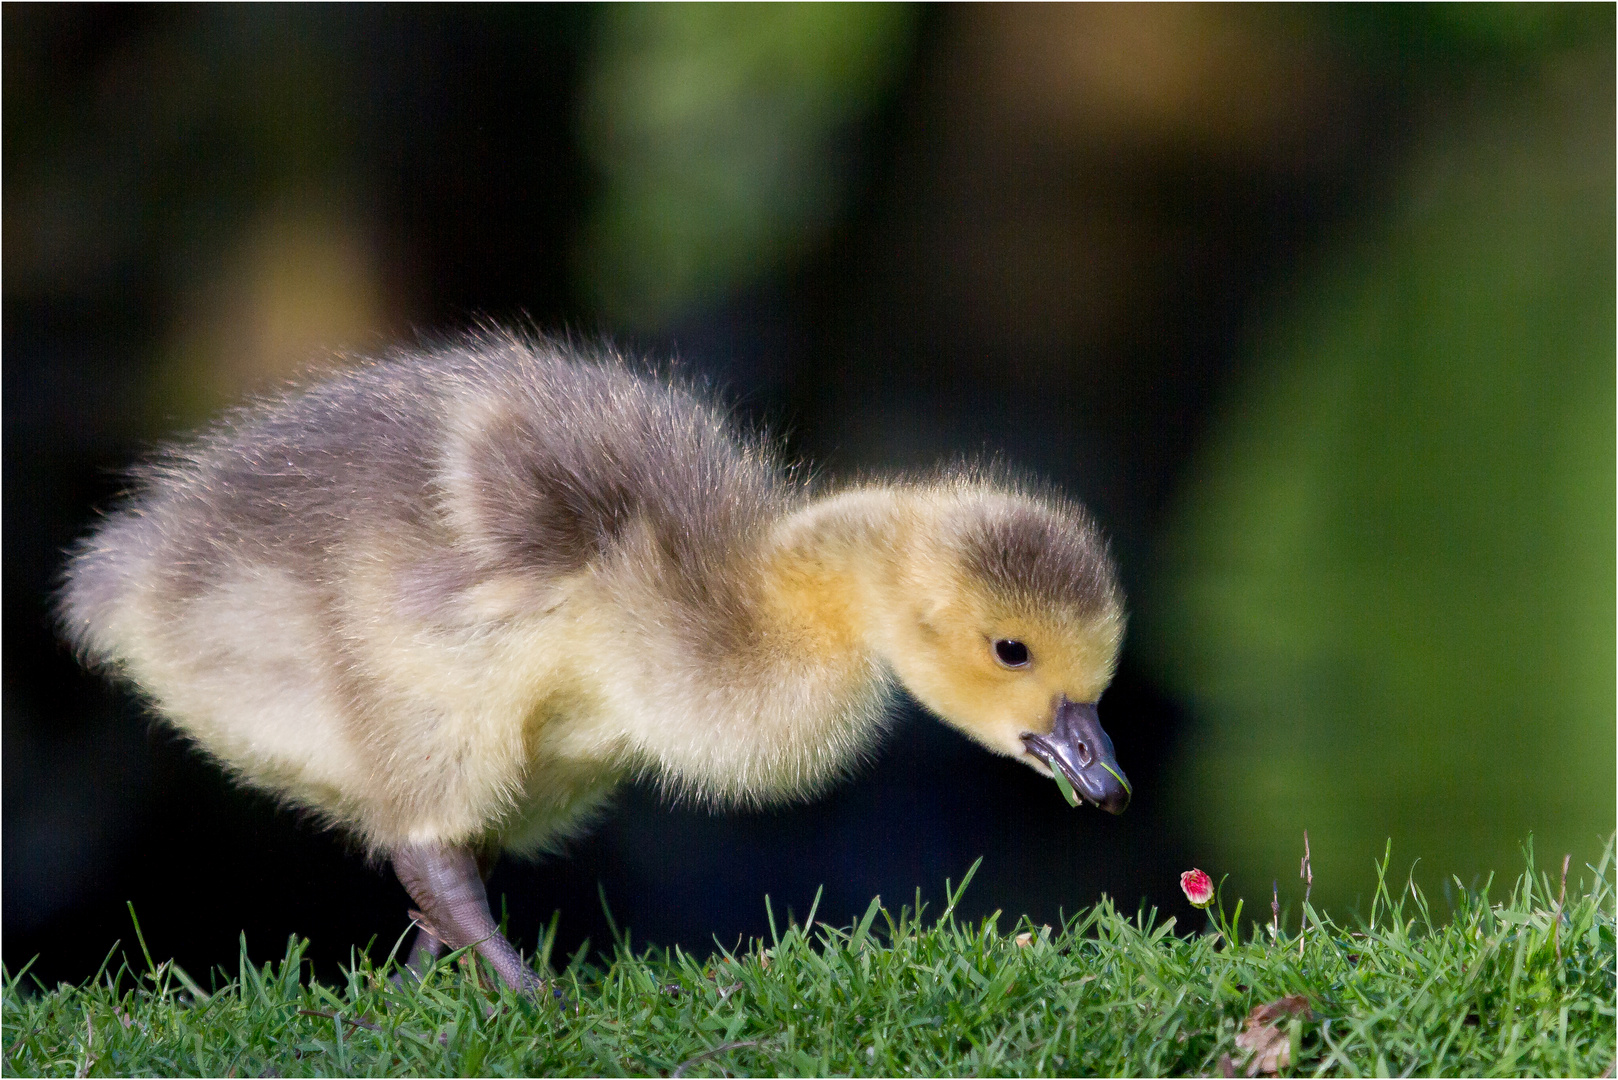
[5,841,1613,1077]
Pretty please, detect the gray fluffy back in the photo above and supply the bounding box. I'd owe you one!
[58,332,793,666]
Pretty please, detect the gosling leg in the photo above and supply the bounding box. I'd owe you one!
[402,916,445,977]
[392,841,543,994]
[403,845,495,977]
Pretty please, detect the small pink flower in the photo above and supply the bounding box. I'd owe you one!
[1180,868,1214,909]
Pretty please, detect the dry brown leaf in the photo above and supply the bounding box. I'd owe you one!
[1015,932,1034,947]
[1235,1021,1289,1076]
[1246,995,1311,1027]
[1234,995,1311,1076]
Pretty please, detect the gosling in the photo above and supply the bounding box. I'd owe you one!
[58,332,1129,992]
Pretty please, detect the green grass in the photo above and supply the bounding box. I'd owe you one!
[5,841,1613,1077]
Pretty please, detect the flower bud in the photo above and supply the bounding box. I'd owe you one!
[1180,868,1214,909]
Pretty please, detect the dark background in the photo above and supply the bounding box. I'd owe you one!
[6,5,1612,989]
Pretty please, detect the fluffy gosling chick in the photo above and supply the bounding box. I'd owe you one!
[58,332,1129,992]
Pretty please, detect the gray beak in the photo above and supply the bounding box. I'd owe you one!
[1022,698,1131,814]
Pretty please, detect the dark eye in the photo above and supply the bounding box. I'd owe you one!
[993,639,1030,668]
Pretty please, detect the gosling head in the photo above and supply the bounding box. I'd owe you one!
[876,487,1131,813]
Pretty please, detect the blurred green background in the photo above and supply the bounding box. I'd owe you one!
[6,3,1612,982]
[1146,39,1614,906]
[578,3,918,325]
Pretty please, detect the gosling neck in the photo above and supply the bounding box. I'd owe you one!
[757,486,922,669]
[612,487,919,809]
